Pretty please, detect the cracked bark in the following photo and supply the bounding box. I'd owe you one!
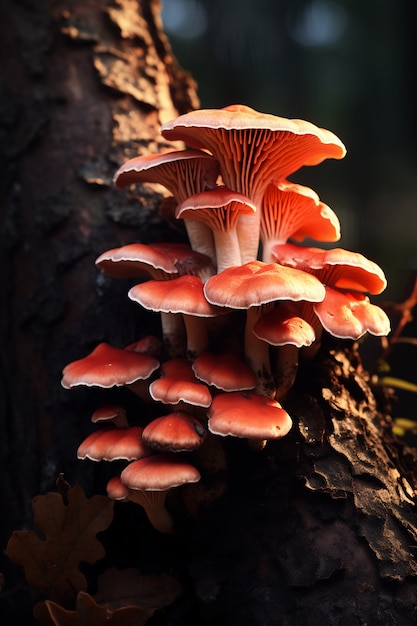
[1,1,417,624]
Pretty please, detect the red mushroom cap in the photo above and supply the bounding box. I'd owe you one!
[204,260,326,309]
[142,411,207,452]
[91,404,129,428]
[61,342,159,389]
[77,426,152,462]
[207,391,293,441]
[95,242,213,280]
[120,452,201,491]
[313,287,391,339]
[192,351,257,391]
[149,358,212,408]
[253,305,316,347]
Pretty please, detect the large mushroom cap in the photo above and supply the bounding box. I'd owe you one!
[61,342,160,389]
[207,391,293,441]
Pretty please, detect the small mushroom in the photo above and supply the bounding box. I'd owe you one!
[119,453,201,533]
[149,357,212,410]
[91,404,129,429]
[142,411,207,452]
[192,351,257,392]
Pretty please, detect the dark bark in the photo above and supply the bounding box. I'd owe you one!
[1,1,417,624]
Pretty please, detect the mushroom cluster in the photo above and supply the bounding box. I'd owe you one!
[62,104,391,532]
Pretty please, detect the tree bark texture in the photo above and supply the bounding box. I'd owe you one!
[1,1,417,624]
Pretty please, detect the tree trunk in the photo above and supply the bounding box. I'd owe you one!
[1,1,417,624]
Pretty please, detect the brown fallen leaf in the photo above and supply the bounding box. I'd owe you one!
[6,484,114,603]
[45,591,153,626]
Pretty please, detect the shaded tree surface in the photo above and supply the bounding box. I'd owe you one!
[1,1,417,624]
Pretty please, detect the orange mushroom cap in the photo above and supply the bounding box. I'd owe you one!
[253,305,316,347]
[207,391,293,441]
[61,342,159,389]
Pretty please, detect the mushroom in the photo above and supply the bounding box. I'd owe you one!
[175,187,256,272]
[252,303,317,399]
[91,404,129,429]
[77,426,152,462]
[271,243,391,340]
[129,274,226,360]
[192,350,257,392]
[119,453,201,533]
[207,391,293,449]
[149,357,212,410]
[260,180,341,263]
[141,410,207,452]
[161,104,346,263]
[113,149,221,260]
[204,260,325,397]
[61,342,160,398]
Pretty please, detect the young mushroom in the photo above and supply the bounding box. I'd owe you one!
[141,410,207,452]
[77,426,152,462]
[148,357,212,411]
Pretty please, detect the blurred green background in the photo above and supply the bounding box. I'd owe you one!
[161,0,417,301]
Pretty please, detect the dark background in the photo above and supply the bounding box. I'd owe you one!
[162,0,417,302]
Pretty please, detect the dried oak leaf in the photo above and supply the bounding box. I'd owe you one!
[6,484,114,603]
[45,591,151,626]
[95,567,183,611]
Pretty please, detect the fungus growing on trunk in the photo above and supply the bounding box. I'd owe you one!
[161,104,346,262]
[77,426,152,462]
[192,351,257,392]
[148,357,212,410]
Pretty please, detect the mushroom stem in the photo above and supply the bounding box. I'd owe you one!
[129,489,174,534]
[212,227,242,273]
[183,314,210,361]
[272,344,300,402]
[244,305,275,398]
[160,312,187,358]
[184,220,216,266]
[236,210,261,264]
